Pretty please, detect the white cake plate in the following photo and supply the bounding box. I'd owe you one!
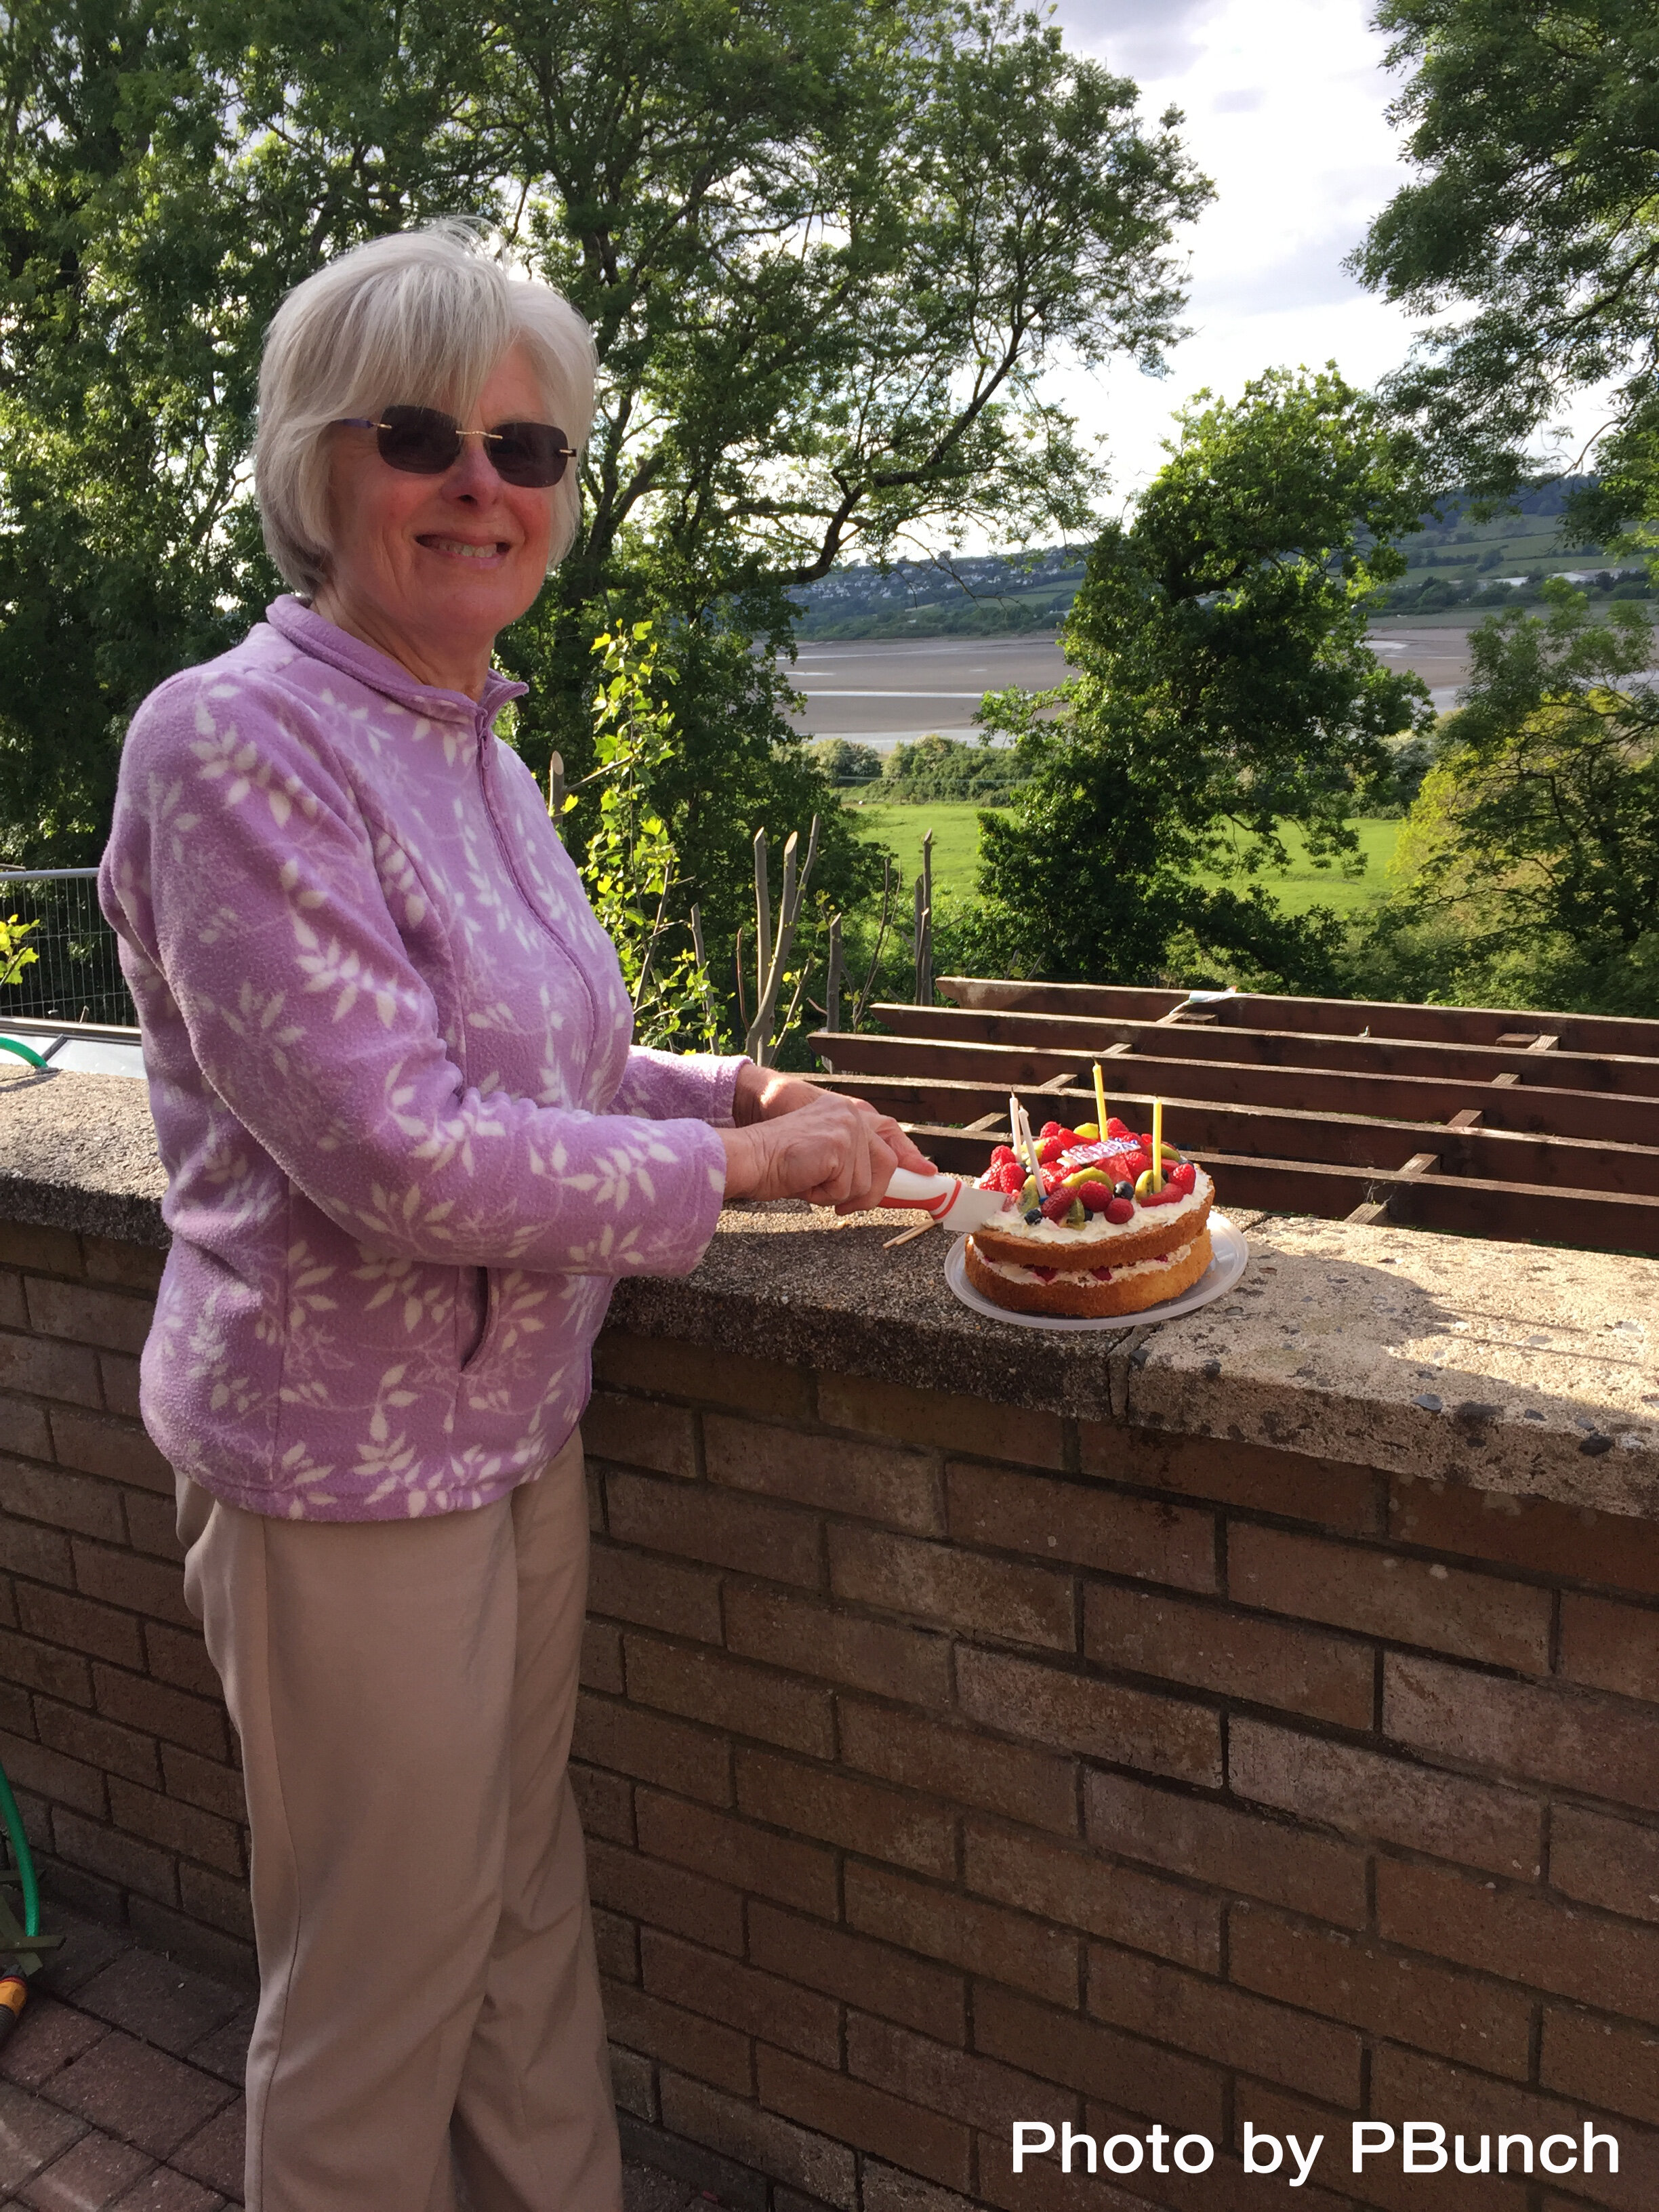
[943,1213,1249,1332]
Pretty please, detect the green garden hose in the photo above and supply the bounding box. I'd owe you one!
[0,1038,45,1070]
[0,1761,40,2041]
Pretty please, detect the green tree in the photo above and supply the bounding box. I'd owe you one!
[1352,583,1659,1010]
[972,366,1434,984]
[1352,0,1659,556]
[0,0,1210,1013]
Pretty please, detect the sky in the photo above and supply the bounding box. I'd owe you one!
[1036,0,1457,504]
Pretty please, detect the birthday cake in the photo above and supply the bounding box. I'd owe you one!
[964,1116,1215,1319]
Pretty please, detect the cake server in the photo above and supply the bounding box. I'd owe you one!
[881,1167,1014,1234]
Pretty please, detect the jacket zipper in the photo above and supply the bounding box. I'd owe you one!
[473,721,602,1050]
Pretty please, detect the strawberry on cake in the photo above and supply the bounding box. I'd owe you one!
[964,1118,1215,1319]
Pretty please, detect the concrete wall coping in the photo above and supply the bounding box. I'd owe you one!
[5,1065,1658,1522]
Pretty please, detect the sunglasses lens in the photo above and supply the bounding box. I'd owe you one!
[489,422,571,488]
[375,405,462,474]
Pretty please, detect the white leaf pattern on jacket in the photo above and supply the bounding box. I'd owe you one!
[100,598,745,1522]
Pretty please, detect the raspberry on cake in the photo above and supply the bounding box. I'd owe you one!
[964,1121,1216,1319]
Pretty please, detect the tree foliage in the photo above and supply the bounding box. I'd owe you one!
[1353,0,1659,551]
[1353,583,1659,1010]
[0,0,1210,983]
[972,367,1434,985]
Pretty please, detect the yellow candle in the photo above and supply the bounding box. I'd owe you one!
[1151,1097,1164,1191]
[1092,1061,1108,1136]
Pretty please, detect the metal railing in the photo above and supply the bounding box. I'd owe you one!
[0,869,136,1030]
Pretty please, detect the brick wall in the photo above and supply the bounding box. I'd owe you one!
[2,1219,1658,2211]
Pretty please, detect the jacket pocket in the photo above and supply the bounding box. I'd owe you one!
[457,1266,497,1372]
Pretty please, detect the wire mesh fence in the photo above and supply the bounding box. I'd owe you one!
[0,870,136,1029]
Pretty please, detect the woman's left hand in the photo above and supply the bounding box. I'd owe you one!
[732,1062,935,1179]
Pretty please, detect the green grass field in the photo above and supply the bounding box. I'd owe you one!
[848,799,1401,914]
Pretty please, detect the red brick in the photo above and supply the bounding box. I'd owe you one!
[1559,1593,1659,1702]
[964,1820,1219,1973]
[608,2038,651,2115]
[1230,1902,1533,2075]
[121,1488,185,1562]
[861,2160,979,2212]
[1542,2007,1659,2127]
[750,1898,966,2043]
[587,1836,745,1954]
[588,1541,722,1643]
[1386,1650,1659,1814]
[35,1698,159,1788]
[625,1635,835,1757]
[1377,1855,1659,2025]
[0,1627,90,1706]
[0,1273,22,1330]
[16,1585,144,1669]
[108,1778,243,1876]
[49,1411,173,1494]
[0,1456,125,1543]
[178,1860,255,1938]
[1230,1715,1542,1878]
[1227,2089,1469,2212]
[583,1391,696,1479]
[596,1902,638,1985]
[1081,1425,1384,1536]
[737,1746,955,1877]
[838,1700,1078,1837]
[94,1668,227,1760]
[847,2013,1076,2133]
[642,1928,841,2063]
[0,1517,73,1586]
[1372,2045,1656,2212]
[1391,1473,1659,1598]
[98,1353,143,1421]
[845,1862,1079,2009]
[570,1763,633,1845]
[956,1647,1221,1786]
[23,1277,152,1357]
[80,1237,165,1293]
[1551,1803,1659,1923]
[52,1808,177,1904]
[725,1586,951,1707]
[657,2069,857,2209]
[602,1975,752,2094]
[0,1677,31,1738]
[1229,1523,1551,1674]
[594,1334,815,1421]
[143,1624,219,1699]
[706,1414,943,1536]
[581,1622,625,1696]
[972,1983,1226,2137]
[1084,1769,1368,1929]
[947,1462,1216,1593]
[72,1542,193,1629]
[0,1727,104,1816]
[572,1693,730,1805]
[635,1789,838,1917]
[829,1527,1074,1652]
[0,1330,101,1407]
[0,1223,81,1275]
[0,1395,52,1462]
[1087,1946,1361,2108]
[606,1470,820,1586]
[1084,1582,1372,1729]
[158,1744,245,1825]
[757,2047,972,2193]
[817,1375,1065,1471]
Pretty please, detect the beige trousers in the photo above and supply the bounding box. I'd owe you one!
[178,1431,621,2212]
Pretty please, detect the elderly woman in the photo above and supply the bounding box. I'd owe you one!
[98,224,928,2212]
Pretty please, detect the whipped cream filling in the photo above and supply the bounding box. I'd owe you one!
[979,1168,1212,1245]
[976,1238,1197,1286]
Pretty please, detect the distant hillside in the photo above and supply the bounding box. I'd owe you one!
[790,483,1651,640]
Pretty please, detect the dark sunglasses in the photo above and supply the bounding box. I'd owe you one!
[334,404,577,487]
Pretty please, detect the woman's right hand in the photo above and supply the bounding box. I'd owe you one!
[720,1092,933,1212]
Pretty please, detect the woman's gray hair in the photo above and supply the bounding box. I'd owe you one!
[255,222,596,596]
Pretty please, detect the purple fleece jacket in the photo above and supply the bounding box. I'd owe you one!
[99,598,744,1521]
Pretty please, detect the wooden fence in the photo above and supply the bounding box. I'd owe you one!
[811,978,1659,1255]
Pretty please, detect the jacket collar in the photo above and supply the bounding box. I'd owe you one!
[266,596,528,728]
